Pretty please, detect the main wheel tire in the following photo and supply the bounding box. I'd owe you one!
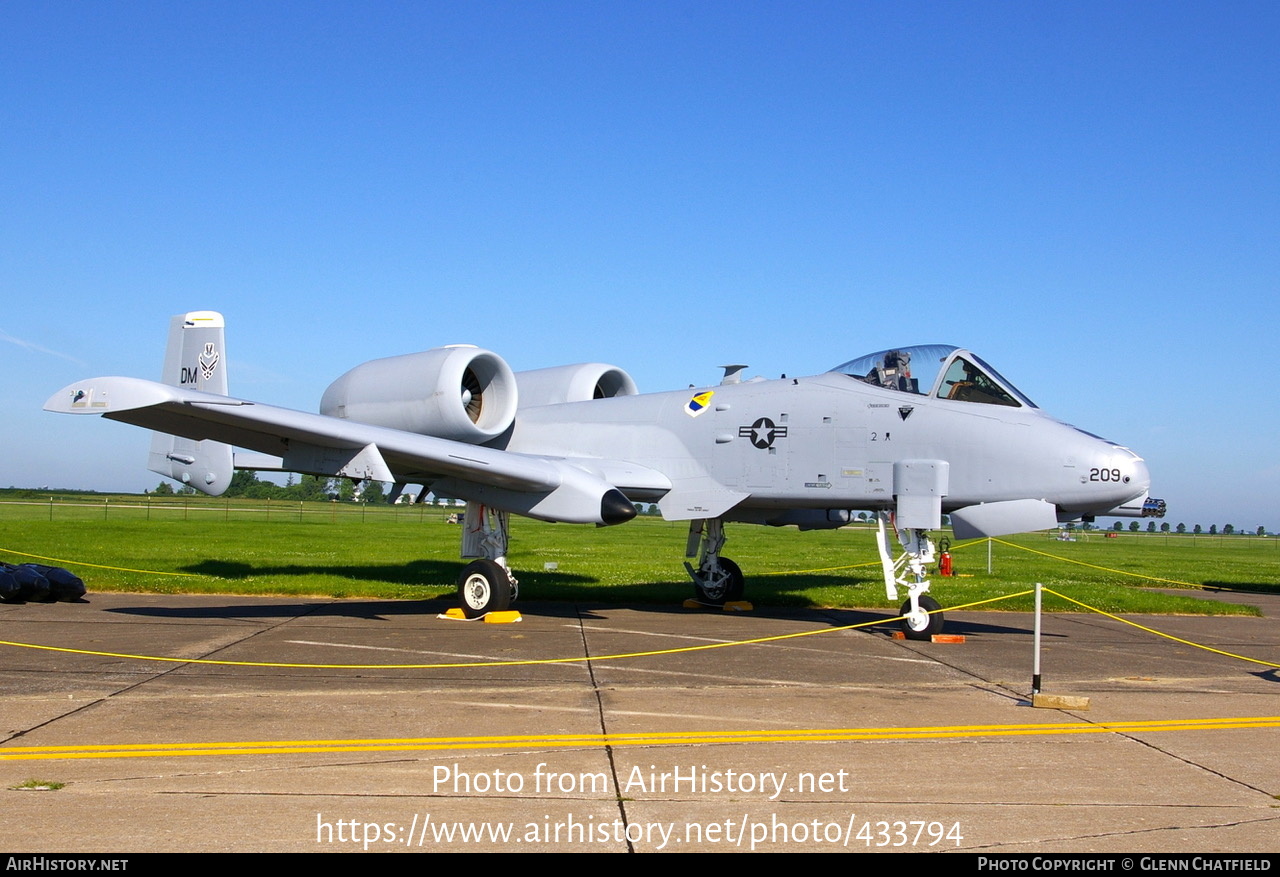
[900,594,943,640]
[693,557,745,605]
[457,559,513,619]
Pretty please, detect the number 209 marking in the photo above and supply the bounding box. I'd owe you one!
[1089,468,1122,482]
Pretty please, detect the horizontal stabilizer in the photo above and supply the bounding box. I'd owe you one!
[233,452,285,471]
[950,498,1059,540]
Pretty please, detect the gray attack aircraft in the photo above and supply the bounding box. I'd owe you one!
[46,311,1164,637]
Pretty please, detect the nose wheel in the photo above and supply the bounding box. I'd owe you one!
[692,556,744,605]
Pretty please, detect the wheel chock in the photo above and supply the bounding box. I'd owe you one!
[439,608,522,623]
[891,631,966,643]
[1032,693,1090,710]
[682,598,754,611]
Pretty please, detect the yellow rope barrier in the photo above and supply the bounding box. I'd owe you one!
[1041,587,1280,669]
[2,537,1273,673]
[0,592,1022,669]
[0,547,205,578]
[991,538,1204,587]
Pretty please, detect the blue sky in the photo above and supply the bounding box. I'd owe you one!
[2,1,1276,530]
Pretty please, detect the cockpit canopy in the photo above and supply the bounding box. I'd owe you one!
[829,344,1038,409]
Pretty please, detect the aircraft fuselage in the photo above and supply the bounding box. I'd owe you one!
[509,371,1148,520]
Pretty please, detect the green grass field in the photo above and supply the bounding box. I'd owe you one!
[2,495,1276,616]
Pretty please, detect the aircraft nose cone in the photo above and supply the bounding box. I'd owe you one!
[1070,432,1154,515]
[1101,447,1152,509]
[1129,456,1151,494]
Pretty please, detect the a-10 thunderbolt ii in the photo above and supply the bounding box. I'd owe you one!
[45,311,1164,637]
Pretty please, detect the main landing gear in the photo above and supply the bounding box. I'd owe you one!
[683,518,745,605]
[874,511,945,640]
[456,504,518,618]
[452,506,750,616]
[445,504,943,634]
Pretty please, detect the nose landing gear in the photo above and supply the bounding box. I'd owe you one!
[875,511,945,640]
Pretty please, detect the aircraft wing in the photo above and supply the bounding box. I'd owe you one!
[44,377,669,525]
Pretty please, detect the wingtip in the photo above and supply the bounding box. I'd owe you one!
[44,381,104,413]
[43,377,178,414]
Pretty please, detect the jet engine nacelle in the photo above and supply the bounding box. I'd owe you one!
[320,346,518,443]
[515,363,639,409]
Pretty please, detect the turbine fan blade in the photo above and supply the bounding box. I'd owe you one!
[461,367,484,423]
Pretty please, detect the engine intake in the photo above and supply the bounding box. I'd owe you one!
[515,363,638,408]
[320,346,518,443]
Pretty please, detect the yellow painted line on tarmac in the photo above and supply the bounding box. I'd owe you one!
[4,716,1277,762]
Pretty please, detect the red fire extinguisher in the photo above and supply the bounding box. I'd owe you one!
[938,537,954,577]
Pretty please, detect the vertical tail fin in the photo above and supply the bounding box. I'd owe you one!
[147,311,234,495]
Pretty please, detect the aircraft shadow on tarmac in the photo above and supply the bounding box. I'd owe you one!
[176,558,963,610]
[81,557,1064,637]
[104,598,564,621]
[181,558,497,588]
[178,558,901,601]
[105,559,1052,637]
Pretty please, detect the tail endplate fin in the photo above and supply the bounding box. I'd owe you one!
[147,311,234,495]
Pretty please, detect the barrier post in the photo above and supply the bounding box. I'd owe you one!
[1032,582,1043,694]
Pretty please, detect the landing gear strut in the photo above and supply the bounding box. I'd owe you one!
[684,518,745,605]
[456,504,518,618]
[874,511,945,639]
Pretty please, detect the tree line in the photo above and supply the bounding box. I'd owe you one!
[1108,521,1269,536]
[146,476,1278,534]
[153,471,386,503]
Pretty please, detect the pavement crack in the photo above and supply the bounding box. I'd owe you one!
[1,606,322,745]
[576,603,635,853]
[1060,710,1279,799]
[964,812,1280,851]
